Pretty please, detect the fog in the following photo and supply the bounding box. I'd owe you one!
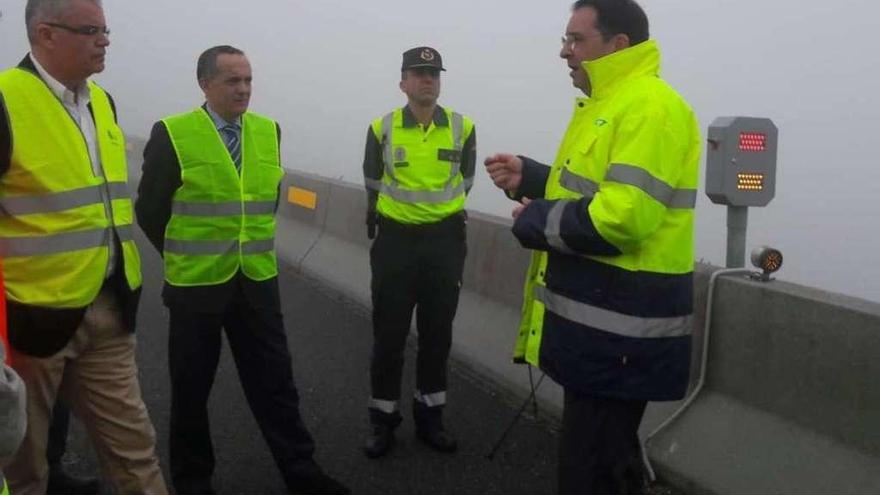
[2,1,878,302]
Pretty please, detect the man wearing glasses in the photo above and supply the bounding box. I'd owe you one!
[361,46,476,458]
[0,1,167,494]
[485,0,699,493]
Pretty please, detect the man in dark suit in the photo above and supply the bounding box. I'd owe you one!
[0,1,167,493]
[135,45,349,495]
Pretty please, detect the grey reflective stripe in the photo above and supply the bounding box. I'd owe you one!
[535,285,693,338]
[414,390,447,407]
[369,398,399,414]
[544,201,578,255]
[163,238,274,256]
[372,181,466,204]
[559,168,599,198]
[0,182,131,216]
[241,238,275,255]
[115,224,134,243]
[606,164,696,209]
[0,227,111,257]
[106,181,131,201]
[445,112,464,184]
[172,201,276,216]
[365,178,383,193]
[164,239,237,256]
[451,112,464,150]
[380,112,398,185]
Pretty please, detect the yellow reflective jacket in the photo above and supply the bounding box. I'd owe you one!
[511,40,700,400]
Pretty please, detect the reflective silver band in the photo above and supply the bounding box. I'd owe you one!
[451,112,463,150]
[172,200,276,216]
[115,225,134,243]
[369,398,399,414]
[462,176,475,191]
[606,164,696,209]
[559,168,599,198]
[535,285,693,338]
[241,238,275,255]
[0,224,131,257]
[365,179,466,204]
[164,239,237,256]
[0,182,130,216]
[414,390,447,407]
[380,112,398,185]
[545,201,578,255]
[164,237,275,256]
[107,182,131,201]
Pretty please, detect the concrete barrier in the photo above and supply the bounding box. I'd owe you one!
[275,168,880,495]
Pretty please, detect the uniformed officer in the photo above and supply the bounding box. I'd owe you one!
[361,46,476,458]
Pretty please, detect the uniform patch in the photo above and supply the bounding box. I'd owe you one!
[437,148,462,163]
[394,147,407,162]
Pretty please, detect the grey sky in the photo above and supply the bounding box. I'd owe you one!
[1,0,877,302]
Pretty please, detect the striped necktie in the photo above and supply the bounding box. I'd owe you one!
[221,124,241,170]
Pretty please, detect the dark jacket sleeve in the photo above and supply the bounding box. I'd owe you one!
[135,121,182,254]
[461,127,476,194]
[507,155,551,201]
[511,197,621,256]
[362,126,383,215]
[0,94,10,178]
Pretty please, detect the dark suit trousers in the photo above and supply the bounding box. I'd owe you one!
[167,289,316,491]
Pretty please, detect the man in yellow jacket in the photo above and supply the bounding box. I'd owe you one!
[485,1,700,493]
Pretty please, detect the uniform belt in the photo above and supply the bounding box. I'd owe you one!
[377,212,465,237]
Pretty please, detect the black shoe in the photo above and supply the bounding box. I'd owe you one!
[416,426,458,453]
[47,465,100,495]
[288,471,351,495]
[363,424,395,458]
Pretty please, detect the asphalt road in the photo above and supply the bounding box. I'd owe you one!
[61,227,560,494]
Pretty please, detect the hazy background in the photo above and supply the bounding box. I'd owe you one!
[2,0,878,302]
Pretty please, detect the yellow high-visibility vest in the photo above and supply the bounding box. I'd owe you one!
[162,109,282,286]
[0,68,142,308]
[366,107,474,224]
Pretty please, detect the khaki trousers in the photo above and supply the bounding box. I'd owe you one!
[6,288,168,495]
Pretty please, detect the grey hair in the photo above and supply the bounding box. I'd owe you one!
[25,0,102,43]
[196,45,245,81]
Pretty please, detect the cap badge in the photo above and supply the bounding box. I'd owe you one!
[420,49,435,62]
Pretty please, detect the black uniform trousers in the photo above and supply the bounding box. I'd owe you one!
[369,213,466,424]
[167,279,317,493]
[559,388,647,495]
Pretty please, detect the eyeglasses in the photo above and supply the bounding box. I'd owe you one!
[560,32,607,51]
[44,22,110,36]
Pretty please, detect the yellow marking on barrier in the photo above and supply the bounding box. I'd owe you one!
[288,187,317,210]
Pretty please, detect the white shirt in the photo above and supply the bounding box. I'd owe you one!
[30,53,117,277]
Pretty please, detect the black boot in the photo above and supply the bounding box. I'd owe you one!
[47,463,100,495]
[364,423,395,458]
[364,407,401,458]
[413,401,457,453]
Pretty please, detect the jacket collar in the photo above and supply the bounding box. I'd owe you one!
[582,39,660,100]
[401,104,448,128]
[17,54,38,75]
